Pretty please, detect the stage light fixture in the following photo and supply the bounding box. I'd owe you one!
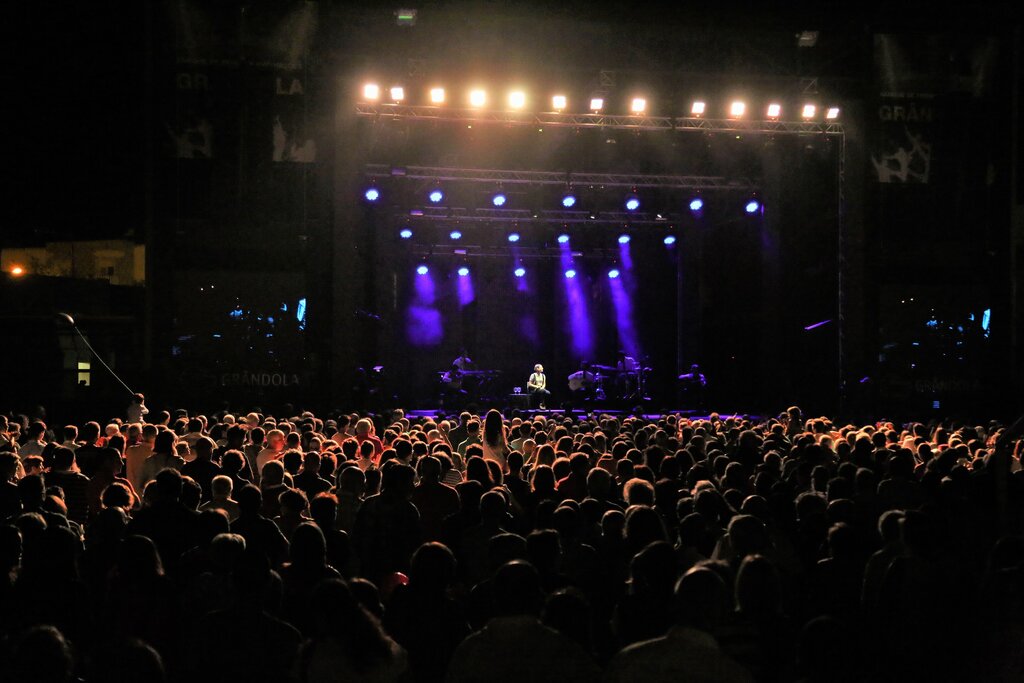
[492,192,507,207]
[10,265,25,276]
[624,195,640,211]
[590,97,604,112]
[428,189,444,203]
[364,187,380,202]
[557,233,570,244]
[552,95,567,111]
[745,199,761,214]
[618,234,631,244]
[730,101,746,117]
[363,83,380,100]
[663,235,677,246]
[507,232,520,243]
[564,269,577,279]
[514,266,526,278]
[689,197,704,212]
[430,88,445,104]
[691,101,706,116]
[390,86,405,102]
[509,91,526,109]
[416,264,429,275]
[826,106,840,120]
[449,229,462,240]
[767,103,781,118]
[608,268,621,279]
[457,266,470,277]
[561,193,577,208]
[631,97,646,114]
[802,104,816,118]
[469,89,486,107]
[399,228,413,239]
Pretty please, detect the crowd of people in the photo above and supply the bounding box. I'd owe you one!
[0,400,1022,682]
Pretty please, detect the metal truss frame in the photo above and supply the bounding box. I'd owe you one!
[356,103,845,135]
[391,206,691,226]
[365,165,756,192]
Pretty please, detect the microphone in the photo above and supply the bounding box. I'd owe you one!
[57,311,136,396]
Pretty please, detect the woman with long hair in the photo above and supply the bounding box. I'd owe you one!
[481,409,510,470]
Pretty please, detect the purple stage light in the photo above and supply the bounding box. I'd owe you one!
[429,189,444,203]
[562,194,577,208]
[663,235,677,245]
[689,198,703,212]
[514,266,526,278]
[449,230,462,240]
[745,199,761,214]
[399,228,413,239]
[492,193,507,207]
[557,233,570,244]
[618,234,631,245]
[507,232,520,243]
[416,264,429,275]
[457,266,470,277]
[625,196,640,211]
[364,188,380,202]
[564,269,577,279]
[608,268,620,279]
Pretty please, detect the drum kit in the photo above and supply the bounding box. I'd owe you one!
[569,357,652,403]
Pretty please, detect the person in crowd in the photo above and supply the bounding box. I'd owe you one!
[199,474,241,522]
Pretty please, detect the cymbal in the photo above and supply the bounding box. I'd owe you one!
[591,364,617,371]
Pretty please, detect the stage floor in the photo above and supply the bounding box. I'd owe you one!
[403,407,748,421]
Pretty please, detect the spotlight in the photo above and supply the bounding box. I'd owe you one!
[557,233,570,244]
[363,83,380,100]
[561,193,577,208]
[514,266,526,278]
[457,266,470,277]
[564,269,577,279]
[630,97,646,114]
[449,230,462,240]
[730,101,746,117]
[590,97,604,112]
[508,91,526,109]
[390,86,405,102]
[552,94,567,111]
[428,189,444,203]
[689,197,704,212]
[429,87,445,104]
[663,235,677,246]
[802,104,816,118]
[364,187,380,202]
[766,103,781,118]
[826,106,840,120]
[11,265,25,276]
[745,199,761,214]
[691,101,706,116]
[608,268,621,279]
[624,195,640,211]
[507,232,520,243]
[399,228,413,239]
[618,234,631,244]
[469,89,486,107]
[492,192,507,207]
[416,264,429,275]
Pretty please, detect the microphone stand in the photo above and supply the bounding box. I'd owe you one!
[57,312,136,396]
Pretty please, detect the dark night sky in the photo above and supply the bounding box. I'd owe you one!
[6,1,1016,245]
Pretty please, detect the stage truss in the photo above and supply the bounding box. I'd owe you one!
[356,103,846,136]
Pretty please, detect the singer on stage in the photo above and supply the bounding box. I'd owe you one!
[527,363,550,409]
